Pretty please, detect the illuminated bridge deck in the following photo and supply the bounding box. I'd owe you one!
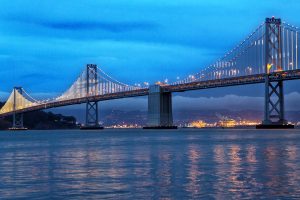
[163,70,300,92]
[1,69,300,117]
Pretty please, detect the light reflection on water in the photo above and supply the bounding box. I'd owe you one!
[0,129,300,199]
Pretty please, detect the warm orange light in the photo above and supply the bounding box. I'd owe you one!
[267,63,273,73]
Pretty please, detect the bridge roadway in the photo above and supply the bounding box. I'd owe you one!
[1,69,300,117]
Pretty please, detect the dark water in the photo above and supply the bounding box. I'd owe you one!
[0,129,299,199]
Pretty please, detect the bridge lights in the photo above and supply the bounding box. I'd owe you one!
[246,66,253,75]
[276,66,283,71]
[267,63,273,73]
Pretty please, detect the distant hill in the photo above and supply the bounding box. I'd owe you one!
[0,102,78,130]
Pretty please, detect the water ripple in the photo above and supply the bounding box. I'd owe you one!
[0,129,299,199]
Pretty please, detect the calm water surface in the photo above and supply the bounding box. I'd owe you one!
[0,129,299,199]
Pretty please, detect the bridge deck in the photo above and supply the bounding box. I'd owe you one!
[0,88,149,117]
[1,70,300,117]
[163,70,300,93]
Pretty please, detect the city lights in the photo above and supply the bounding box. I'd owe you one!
[184,119,260,128]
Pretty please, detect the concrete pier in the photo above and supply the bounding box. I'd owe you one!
[143,85,177,129]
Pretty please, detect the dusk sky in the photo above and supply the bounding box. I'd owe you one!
[1,0,300,113]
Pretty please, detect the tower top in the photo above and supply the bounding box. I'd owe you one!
[265,17,281,24]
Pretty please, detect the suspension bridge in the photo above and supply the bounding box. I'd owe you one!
[0,17,299,129]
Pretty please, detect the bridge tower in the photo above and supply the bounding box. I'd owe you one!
[11,87,25,130]
[257,17,293,128]
[81,64,103,129]
[144,85,177,129]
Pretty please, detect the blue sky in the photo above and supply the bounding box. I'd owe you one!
[1,0,300,105]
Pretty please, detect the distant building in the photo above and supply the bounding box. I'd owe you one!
[217,119,236,128]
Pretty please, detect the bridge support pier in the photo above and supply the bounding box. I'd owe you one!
[143,85,177,129]
[81,64,103,130]
[11,113,25,130]
[81,101,103,129]
[257,78,293,129]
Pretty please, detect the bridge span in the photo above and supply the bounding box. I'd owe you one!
[0,17,300,129]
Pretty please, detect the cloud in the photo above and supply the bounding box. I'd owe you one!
[8,16,159,33]
[173,92,300,112]
[173,95,263,111]
[19,73,57,81]
[0,32,218,92]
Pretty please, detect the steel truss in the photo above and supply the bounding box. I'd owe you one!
[85,64,100,127]
[263,17,287,125]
